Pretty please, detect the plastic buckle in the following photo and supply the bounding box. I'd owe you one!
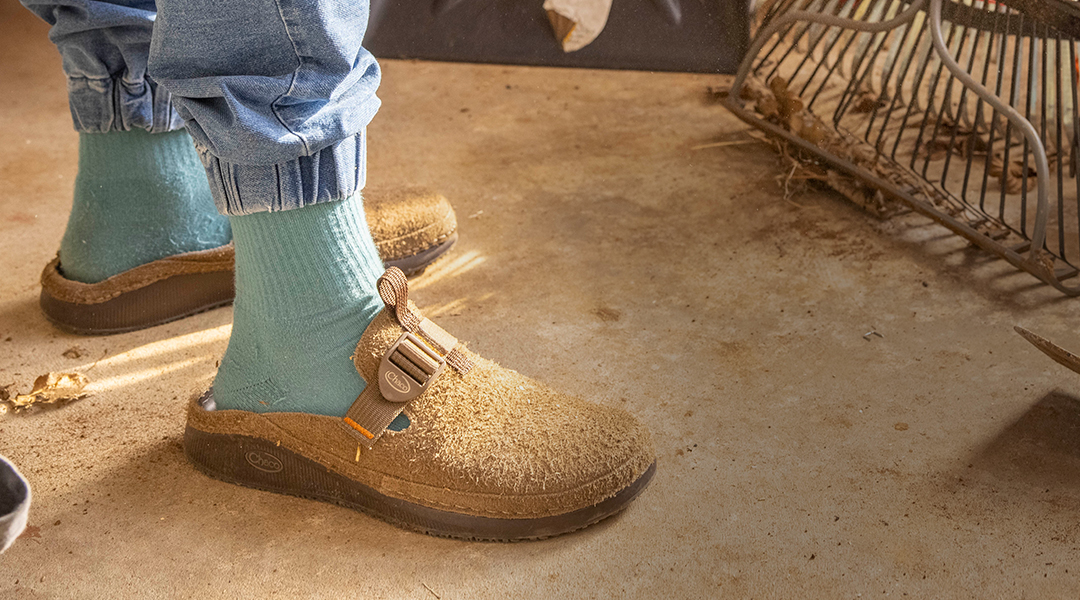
[378,333,446,403]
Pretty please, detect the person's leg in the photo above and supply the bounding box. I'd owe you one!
[152,0,654,538]
[150,0,383,415]
[25,0,459,335]
[20,0,230,284]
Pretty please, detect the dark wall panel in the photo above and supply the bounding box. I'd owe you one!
[364,0,750,74]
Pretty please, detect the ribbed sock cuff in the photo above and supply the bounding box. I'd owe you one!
[216,192,384,416]
[60,128,231,283]
[228,191,383,320]
[77,128,200,171]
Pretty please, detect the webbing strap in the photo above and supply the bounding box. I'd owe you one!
[341,268,473,447]
[343,384,404,449]
[418,318,473,375]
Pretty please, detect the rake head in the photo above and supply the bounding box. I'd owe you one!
[726,0,1080,294]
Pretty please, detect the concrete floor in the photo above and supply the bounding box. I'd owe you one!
[3,4,1080,598]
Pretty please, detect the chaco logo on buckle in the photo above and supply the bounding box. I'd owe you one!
[379,333,446,403]
[384,370,411,394]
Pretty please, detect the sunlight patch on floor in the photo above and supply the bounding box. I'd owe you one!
[408,250,486,292]
[84,324,232,372]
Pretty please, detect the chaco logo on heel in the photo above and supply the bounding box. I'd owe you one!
[245,450,283,473]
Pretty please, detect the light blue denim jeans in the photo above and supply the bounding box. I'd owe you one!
[21,0,381,215]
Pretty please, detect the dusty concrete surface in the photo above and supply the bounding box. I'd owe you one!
[3,4,1080,598]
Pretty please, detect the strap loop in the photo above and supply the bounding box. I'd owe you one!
[377,267,420,331]
[376,268,474,376]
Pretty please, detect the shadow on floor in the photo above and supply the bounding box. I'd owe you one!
[0,293,231,397]
[969,390,1080,490]
[32,433,626,566]
[790,191,1072,311]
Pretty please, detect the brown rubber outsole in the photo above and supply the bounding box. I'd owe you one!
[40,269,235,336]
[40,232,458,336]
[382,231,457,277]
[184,391,655,542]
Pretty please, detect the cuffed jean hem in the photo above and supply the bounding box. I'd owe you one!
[69,76,185,133]
[199,131,367,216]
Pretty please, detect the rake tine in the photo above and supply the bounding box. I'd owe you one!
[1014,326,1080,376]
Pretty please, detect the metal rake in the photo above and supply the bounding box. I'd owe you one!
[725,0,1080,294]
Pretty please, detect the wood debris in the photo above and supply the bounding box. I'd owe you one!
[987,155,1038,195]
[705,86,729,103]
[1,372,90,414]
[851,90,889,114]
[735,76,1050,227]
[741,77,899,217]
[729,15,1080,283]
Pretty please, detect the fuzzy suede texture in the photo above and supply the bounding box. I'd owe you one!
[363,187,457,261]
[188,309,655,519]
[41,244,234,305]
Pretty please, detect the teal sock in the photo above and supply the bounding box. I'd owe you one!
[59,129,232,283]
[213,193,386,417]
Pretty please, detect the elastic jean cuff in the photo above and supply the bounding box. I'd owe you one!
[68,76,185,133]
[199,132,367,216]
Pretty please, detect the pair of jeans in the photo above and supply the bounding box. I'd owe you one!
[21,0,382,215]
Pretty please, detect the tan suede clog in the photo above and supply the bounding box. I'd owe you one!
[183,268,656,541]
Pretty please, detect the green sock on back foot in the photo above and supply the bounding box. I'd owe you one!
[213,192,388,418]
[59,128,232,283]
